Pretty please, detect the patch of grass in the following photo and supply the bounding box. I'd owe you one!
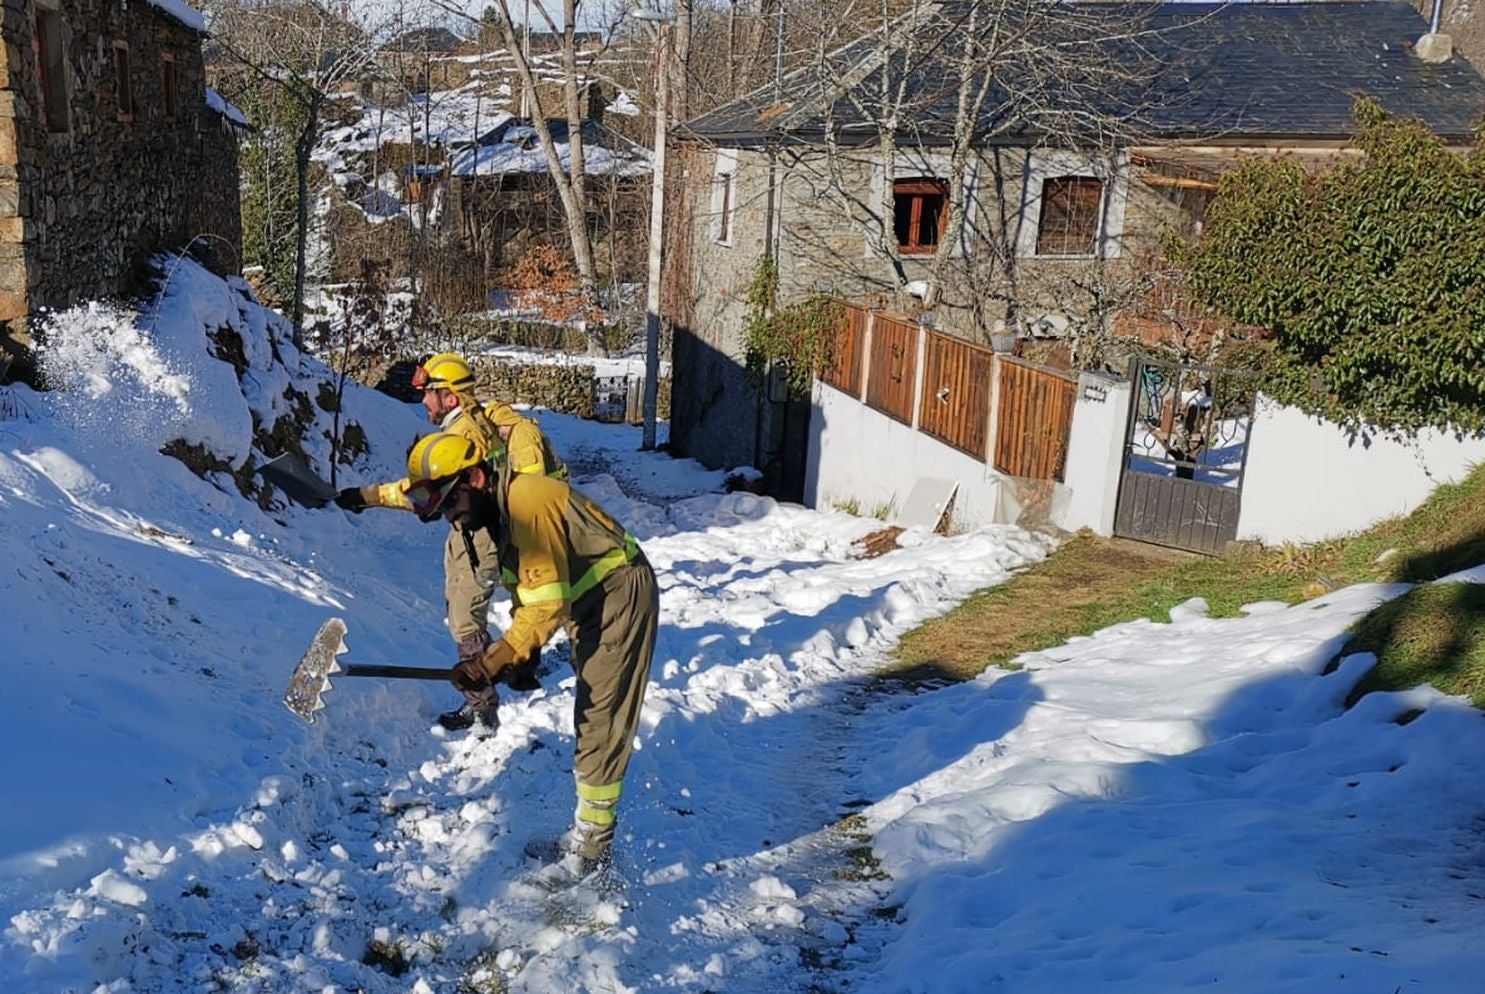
[832,497,861,516]
[836,845,890,882]
[888,533,1198,683]
[458,949,510,994]
[888,463,1485,698]
[831,812,890,881]
[1346,583,1485,707]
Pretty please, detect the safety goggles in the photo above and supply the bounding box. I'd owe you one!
[410,365,433,390]
[406,473,463,522]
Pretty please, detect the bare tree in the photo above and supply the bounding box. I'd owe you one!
[208,0,394,345]
[773,0,1167,344]
[429,0,633,355]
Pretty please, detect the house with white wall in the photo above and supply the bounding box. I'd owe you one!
[667,0,1485,551]
[668,1,1485,528]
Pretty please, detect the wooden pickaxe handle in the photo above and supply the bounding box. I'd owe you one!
[341,664,451,681]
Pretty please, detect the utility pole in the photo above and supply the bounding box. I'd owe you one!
[639,27,669,450]
[519,0,532,119]
[637,7,671,450]
[775,0,785,99]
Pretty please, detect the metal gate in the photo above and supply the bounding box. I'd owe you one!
[1113,357,1256,555]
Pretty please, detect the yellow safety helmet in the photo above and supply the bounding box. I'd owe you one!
[406,432,485,484]
[411,352,476,392]
[404,432,486,521]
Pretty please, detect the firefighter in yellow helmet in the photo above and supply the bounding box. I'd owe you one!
[405,431,658,874]
[334,352,568,731]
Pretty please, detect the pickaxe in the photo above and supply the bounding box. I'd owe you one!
[283,617,450,723]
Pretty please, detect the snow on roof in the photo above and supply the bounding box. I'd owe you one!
[145,0,206,33]
[606,91,641,117]
[317,87,515,159]
[449,124,651,178]
[204,87,250,128]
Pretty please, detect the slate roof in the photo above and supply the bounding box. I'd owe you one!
[685,1,1485,146]
[450,117,651,178]
[381,26,467,53]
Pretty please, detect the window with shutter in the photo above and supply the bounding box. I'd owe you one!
[1035,176,1103,256]
[37,8,70,133]
[893,177,949,254]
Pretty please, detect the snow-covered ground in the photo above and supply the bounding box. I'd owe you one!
[3,269,1485,993]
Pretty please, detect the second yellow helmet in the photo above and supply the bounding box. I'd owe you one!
[412,352,476,392]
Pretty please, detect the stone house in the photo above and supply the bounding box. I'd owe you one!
[446,116,651,282]
[0,0,245,375]
[669,0,1485,493]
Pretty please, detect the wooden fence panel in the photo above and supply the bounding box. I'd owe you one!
[821,303,866,396]
[917,331,994,460]
[865,314,918,425]
[994,358,1078,481]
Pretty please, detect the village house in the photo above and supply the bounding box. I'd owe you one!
[311,23,650,296]
[669,0,1485,503]
[445,116,650,281]
[0,0,244,378]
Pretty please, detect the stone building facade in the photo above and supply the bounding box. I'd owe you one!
[0,0,243,373]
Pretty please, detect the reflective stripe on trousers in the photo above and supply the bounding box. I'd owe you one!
[575,778,623,828]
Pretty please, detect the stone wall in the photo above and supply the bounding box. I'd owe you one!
[472,358,598,419]
[470,358,672,423]
[361,354,670,425]
[0,0,241,366]
[668,145,768,470]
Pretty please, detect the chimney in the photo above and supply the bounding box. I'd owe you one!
[1417,0,1454,63]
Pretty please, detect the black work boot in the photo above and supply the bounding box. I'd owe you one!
[436,703,498,732]
[501,647,543,692]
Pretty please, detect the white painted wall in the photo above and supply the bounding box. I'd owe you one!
[805,383,1008,529]
[1062,373,1130,534]
[1237,396,1485,544]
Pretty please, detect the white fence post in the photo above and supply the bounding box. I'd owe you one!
[909,323,927,430]
[985,355,1003,467]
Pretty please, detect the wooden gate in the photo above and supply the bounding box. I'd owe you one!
[1113,357,1256,555]
[993,357,1077,480]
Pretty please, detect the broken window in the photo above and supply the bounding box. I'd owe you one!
[113,42,133,121]
[893,178,949,255]
[1035,175,1104,256]
[36,7,69,133]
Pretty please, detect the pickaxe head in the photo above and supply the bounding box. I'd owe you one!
[284,617,347,723]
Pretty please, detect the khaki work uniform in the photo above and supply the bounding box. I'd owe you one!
[474,467,658,856]
[361,404,568,694]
